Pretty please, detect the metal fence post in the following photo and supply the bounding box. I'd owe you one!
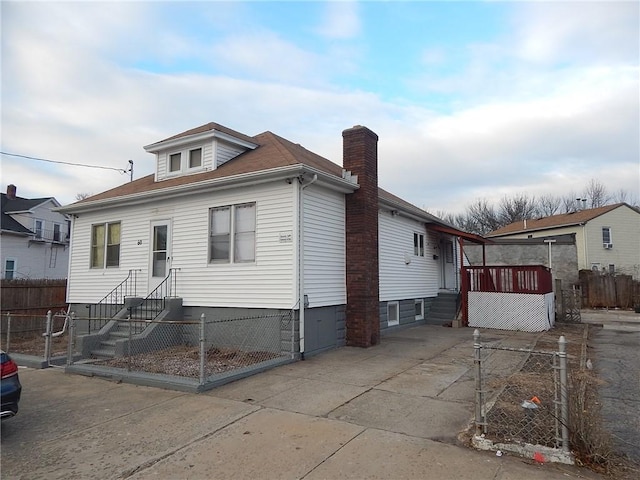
[44,310,52,365]
[67,312,75,366]
[199,313,206,385]
[127,314,132,372]
[474,329,484,436]
[5,312,11,352]
[558,335,570,452]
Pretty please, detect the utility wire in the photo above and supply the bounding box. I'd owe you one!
[1,151,129,174]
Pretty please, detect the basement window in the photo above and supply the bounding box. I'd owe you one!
[415,299,424,320]
[387,301,399,327]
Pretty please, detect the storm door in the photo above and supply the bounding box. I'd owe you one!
[149,221,171,292]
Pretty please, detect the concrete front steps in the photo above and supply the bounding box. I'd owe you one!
[90,303,163,359]
[427,291,459,325]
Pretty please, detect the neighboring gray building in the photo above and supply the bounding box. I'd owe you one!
[1,184,70,280]
[464,234,578,286]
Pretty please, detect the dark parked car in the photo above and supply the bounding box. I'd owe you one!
[1,350,21,419]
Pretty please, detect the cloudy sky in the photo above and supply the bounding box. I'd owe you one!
[2,1,638,214]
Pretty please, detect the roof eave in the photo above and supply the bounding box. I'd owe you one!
[56,165,358,214]
[487,221,586,237]
[144,129,259,153]
[378,196,445,225]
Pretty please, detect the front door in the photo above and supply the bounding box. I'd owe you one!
[149,221,171,292]
[440,238,457,290]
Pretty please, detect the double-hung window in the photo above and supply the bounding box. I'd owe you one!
[53,223,61,242]
[4,259,16,280]
[91,222,121,268]
[34,219,43,239]
[209,203,256,263]
[413,233,424,256]
[602,227,612,246]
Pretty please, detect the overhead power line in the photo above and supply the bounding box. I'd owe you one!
[1,151,130,174]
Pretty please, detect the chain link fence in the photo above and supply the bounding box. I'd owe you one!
[473,329,570,460]
[66,311,295,390]
[1,311,69,364]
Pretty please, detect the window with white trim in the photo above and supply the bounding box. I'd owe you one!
[4,259,16,280]
[189,148,202,168]
[415,299,424,320]
[387,301,399,326]
[445,242,454,263]
[53,223,62,242]
[209,203,256,263]
[413,233,424,256]
[34,219,43,239]
[169,152,182,172]
[91,222,121,268]
[168,147,204,174]
[602,227,612,246]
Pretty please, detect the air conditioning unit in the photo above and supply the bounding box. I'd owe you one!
[603,243,613,249]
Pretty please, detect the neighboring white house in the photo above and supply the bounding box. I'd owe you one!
[1,185,70,280]
[58,122,474,355]
[487,203,640,279]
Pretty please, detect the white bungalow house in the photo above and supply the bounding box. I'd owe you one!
[1,184,70,280]
[58,122,480,357]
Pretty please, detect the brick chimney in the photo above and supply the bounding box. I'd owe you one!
[6,184,17,200]
[343,125,380,347]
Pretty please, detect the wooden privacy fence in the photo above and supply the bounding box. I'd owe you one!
[1,279,67,315]
[578,270,640,309]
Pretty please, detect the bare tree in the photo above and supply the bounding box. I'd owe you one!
[467,199,502,235]
[75,192,92,201]
[498,194,538,225]
[538,194,562,216]
[583,179,610,208]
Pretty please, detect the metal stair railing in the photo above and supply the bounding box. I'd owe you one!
[87,269,140,333]
[130,268,179,325]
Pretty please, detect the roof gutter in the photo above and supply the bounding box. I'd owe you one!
[378,197,448,226]
[144,130,258,152]
[487,221,586,237]
[55,165,358,215]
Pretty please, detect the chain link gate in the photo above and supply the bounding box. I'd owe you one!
[560,287,581,323]
[473,330,570,461]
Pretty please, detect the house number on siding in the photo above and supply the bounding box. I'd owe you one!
[137,240,143,245]
[279,232,293,243]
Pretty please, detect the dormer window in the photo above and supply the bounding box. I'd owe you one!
[189,148,202,168]
[169,153,182,172]
[145,122,259,182]
[168,147,204,174]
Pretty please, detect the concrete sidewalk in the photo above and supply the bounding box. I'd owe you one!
[1,325,604,480]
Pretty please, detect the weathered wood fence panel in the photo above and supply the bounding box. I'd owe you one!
[1,279,67,314]
[578,271,640,309]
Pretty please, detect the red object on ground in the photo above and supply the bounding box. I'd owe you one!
[533,452,546,463]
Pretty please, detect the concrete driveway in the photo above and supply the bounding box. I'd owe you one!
[1,325,604,480]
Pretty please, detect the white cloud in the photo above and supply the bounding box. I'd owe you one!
[315,1,361,39]
[1,1,638,219]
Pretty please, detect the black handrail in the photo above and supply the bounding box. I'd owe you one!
[130,268,179,324]
[87,269,140,332]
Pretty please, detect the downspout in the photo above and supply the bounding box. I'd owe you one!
[581,223,588,271]
[298,173,318,358]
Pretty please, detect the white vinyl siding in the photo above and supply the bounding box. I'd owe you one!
[379,210,439,301]
[584,207,640,278]
[66,183,296,308]
[216,141,246,167]
[303,185,346,308]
